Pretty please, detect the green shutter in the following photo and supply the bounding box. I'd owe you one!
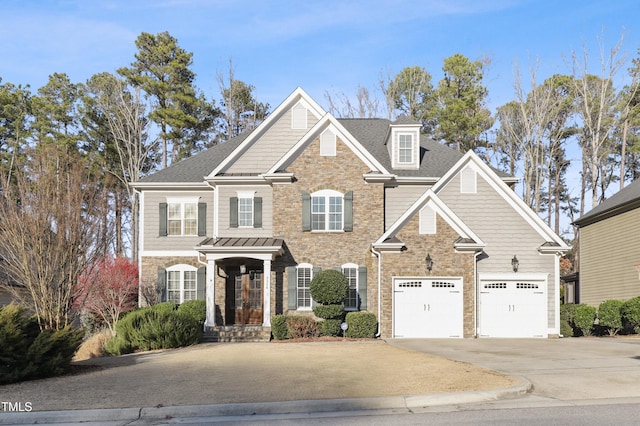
[198,203,207,236]
[287,266,297,310]
[358,266,367,310]
[302,191,311,231]
[253,197,262,228]
[197,266,206,300]
[159,203,168,236]
[229,197,238,228]
[157,267,167,302]
[344,191,353,232]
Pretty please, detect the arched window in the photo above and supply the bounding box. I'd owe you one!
[311,189,343,231]
[166,264,198,304]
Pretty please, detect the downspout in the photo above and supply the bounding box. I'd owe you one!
[473,250,482,338]
[370,245,382,338]
[134,187,143,308]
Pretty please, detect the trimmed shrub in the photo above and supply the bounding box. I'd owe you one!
[0,304,83,384]
[285,315,318,339]
[345,311,378,338]
[560,304,578,337]
[178,300,206,324]
[319,319,342,337]
[313,304,345,321]
[309,270,349,305]
[271,314,289,340]
[574,304,597,336]
[622,296,640,334]
[105,306,202,355]
[597,299,624,336]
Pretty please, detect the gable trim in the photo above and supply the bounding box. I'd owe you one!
[267,113,391,175]
[374,189,484,248]
[432,151,570,251]
[206,87,325,178]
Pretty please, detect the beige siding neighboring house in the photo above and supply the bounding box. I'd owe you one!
[574,180,640,306]
[132,87,569,339]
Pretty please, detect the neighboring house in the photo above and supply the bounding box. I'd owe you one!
[573,179,640,306]
[133,87,569,339]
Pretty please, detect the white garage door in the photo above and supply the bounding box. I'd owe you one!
[479,275,547,338]
[393,277,463,338]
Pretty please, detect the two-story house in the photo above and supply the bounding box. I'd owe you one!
[133,87,569,339]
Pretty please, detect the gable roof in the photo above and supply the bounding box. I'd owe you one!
[574,179,640,227]
[374,189,485,250]
[433,150,570,251]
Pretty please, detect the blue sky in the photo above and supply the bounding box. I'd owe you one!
[1,0,638,112]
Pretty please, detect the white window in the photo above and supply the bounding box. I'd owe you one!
[168,201,197,236]
[398,134,413,163]
[238,197,253,227]
[166,265,197,304]
[291,103,307,129]
[297,264,313,309]
[342,263,359,310]
[311,189,343,231]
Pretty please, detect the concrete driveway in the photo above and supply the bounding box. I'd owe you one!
[389,337,640,402]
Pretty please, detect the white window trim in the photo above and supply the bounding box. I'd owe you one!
[166,196,200,236]
[166,264,198,304]
[311,189,344,232]
[236,190,255,228]
[296,263,314,310]
[341,263,359,311]
[397,133,414,164]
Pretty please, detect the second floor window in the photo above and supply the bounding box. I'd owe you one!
[398,134,413,164]
[238,197,253,227]
[168,202,197,236]
[311,190,343,231]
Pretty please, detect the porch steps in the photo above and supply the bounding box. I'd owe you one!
[202,325,271,343]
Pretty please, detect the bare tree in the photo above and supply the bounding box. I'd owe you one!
[570,33,627,210]
[324,85,381,118]
[84,73,158,260]
[0,145,110,330]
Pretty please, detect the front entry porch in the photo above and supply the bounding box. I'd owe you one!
[196,237,284,334]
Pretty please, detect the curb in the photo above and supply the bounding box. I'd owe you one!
[0,380,532,424]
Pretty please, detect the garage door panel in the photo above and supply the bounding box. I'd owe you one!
[393,278,463,338]
[479,277,547,338]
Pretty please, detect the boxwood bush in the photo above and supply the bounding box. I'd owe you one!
[560,304,578,337]
[309,270,349,305]
[574,304,597,336]
[0,304,83,384]
[597,299,624,336]
[319,319,343,337]
[312,304,345,321]
[345,311,378,338]
[622,296,640,334]
[271,314,289,340]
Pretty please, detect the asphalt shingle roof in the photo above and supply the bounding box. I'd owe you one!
[139,117,507,183]
[574,179,640,226]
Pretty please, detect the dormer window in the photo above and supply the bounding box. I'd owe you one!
[398,134,413,163]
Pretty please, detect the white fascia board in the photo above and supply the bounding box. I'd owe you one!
[374,189,483,246]
[141,250,201,257]
[363,173,396,183]
[394,176,440,185]
[433,150,570,250]
[131,181,208,190]
[207,87,325,178]
[267,114,391,175]
[206,175,268,185]
[263,172,295,184]
[538,244,571,254]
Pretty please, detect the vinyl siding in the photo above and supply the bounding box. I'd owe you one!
[218,185,273,237]
[142,190,213,251]
[227,108,319,174]
[438,171,558,328]
[384,184,431,230]
[579,208,640,306]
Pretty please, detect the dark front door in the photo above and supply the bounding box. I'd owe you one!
[234,271,263,324]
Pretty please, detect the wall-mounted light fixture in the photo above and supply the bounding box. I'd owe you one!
[425,254,433,273]
[511,255,519,273]
[239,264,247,274]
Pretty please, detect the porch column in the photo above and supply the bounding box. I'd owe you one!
[205,259,216,328]
[263,258,272,326]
